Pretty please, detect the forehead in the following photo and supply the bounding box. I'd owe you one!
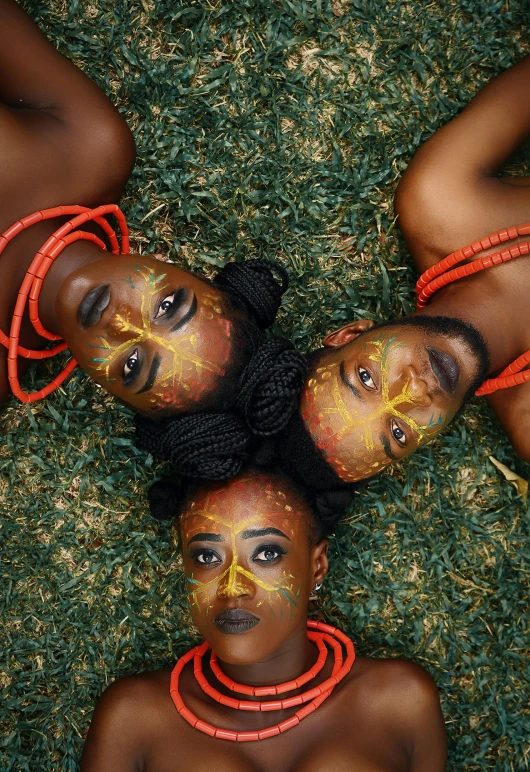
[180,476,306,539]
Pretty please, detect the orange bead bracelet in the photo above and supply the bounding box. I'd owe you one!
[169,620,355,742]
[415,222,530,396]
[0,205,129,403]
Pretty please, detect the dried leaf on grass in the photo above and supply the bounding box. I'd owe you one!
[489,456,529,502]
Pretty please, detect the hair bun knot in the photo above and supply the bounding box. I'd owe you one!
[213,259,288,329]
[135,412,249,479]
[235,338,307,436]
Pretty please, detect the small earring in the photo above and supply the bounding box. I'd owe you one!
[314,583,322,592]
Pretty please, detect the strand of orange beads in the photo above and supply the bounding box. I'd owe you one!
[414,222,530,396]
[0,205,128,403]
[169,620,355,742]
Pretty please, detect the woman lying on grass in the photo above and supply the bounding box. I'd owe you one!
[138,55,530,491]
[263,54,530,493]
[81,469,446,771]
[0,0,305,474]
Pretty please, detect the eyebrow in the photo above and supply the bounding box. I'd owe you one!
[240,527,290,540]
[170,294,198,332]
[380,433,399,461]
[340,361,362,400]
[136,353,162,394]
[188,532,224,545]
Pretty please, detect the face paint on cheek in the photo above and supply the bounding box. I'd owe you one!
[183,483,304,626]
[83,269,233,408]
[302,338,448,482]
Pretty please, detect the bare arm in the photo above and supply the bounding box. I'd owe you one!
[395,55,530,265]
[0,0,134,207]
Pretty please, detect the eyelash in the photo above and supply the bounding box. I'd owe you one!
[190,544,287,567]
[358,366,376,390]
[123,348,141,385]
[154,289,185,320]
[252,544,287,563]
[191,549,222,566]
[390,419,407,447]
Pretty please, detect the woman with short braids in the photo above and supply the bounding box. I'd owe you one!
[0,1,305,472]
[82,468,446,771]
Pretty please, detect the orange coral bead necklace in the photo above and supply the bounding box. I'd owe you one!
[415,222,530,396]
[0,205,129,403]
[169,619,355,742]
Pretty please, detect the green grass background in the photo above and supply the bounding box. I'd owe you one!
[1,0,529,769]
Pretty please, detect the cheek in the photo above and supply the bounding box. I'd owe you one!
[149,317,235,410]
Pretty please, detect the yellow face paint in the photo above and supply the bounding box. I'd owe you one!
[182,479,303,622]
[86,264,232,410]
[301,337,445,481]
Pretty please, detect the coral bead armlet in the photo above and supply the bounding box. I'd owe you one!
[415,222,530,396]
[169,620,355,742]
[0,205,129,403]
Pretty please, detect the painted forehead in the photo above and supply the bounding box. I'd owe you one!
[303,336,444,482]
[181,474,305,539]
[86,263,233,410]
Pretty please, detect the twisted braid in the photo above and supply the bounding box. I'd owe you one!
[213,259,288,329]
[135,412,249,480]
[235,338,307,436]
[135,340,306,479]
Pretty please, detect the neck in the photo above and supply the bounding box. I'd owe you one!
[416,279,521,374]
[216,623,315,689]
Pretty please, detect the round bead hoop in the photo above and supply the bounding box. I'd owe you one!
[169,619,355,742]
[415,222,530,396]
[0,205,129,403]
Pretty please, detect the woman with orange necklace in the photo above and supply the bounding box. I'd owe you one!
[0,0,305,473]
[81,469,446,771]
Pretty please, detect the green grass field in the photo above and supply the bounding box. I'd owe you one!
[1,0,529,769]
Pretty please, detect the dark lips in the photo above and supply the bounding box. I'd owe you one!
[77,284,111,328]
[427,347,460,394]
[214,609,260,635]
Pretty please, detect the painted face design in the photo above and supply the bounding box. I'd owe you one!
[56,255,237,413]
[85,264,232,411]
[183,479,302,622]
[301,336,449,482]
[179,472,316,664]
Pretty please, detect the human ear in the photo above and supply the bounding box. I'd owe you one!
[311,539,329,588]
[322,319,375,348]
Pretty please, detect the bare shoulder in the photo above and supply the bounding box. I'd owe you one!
[89,668,171,725]
[81,668,174,772]
[348,655,441,717]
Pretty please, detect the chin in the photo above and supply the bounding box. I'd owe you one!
[211,639,271,667]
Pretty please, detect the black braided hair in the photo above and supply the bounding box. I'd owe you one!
[135,340,306,478]
[134,259,307,479]
[146,467,354,540]
[213,259,288,330]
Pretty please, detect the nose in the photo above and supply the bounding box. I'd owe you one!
[106,303,137,340]
[217,561,255,600]
[396,365,432,410]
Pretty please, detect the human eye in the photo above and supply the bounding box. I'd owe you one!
[252,544,287,564]
[358,366,376,390]
[194,549,222,566]
[123,348,141,385]
[390,419,407,447]
[154,291,177,319]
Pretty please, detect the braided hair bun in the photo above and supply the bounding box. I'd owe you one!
[134,259,307,480]
[213,259,288,330]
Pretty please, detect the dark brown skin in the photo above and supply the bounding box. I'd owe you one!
[296,56,530,483]
[0,1,248,415]
[394,55,530,462]
[81,472,447,771]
